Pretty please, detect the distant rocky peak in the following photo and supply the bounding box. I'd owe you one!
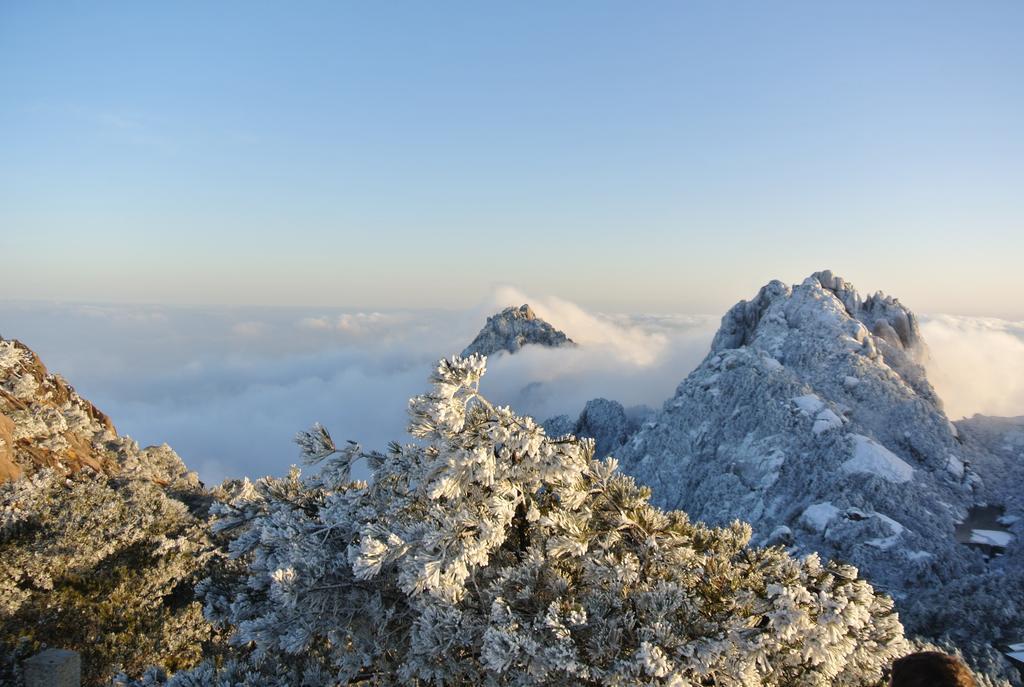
[543,397,653,460]
[461,304,576,358]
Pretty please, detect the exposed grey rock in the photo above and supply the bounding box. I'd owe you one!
[544,400,653,460]
[541,414,576,439]
[614,271,1024,675]
[23,649,80,687]
[576,398,634,459]
[462,304,575,358]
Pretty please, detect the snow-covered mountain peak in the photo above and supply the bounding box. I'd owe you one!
[707,270,937,406]
[714,270,922,354]
[461,304,575,357]
[616,273,1024,663]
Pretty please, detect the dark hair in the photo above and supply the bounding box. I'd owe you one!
[890,652,976,687]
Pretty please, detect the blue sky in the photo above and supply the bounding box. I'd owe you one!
[2,2,1022,315]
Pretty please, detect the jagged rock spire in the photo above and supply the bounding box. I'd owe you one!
[461,304,575,358]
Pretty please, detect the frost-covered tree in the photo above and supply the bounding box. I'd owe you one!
[0,469,222,686]
[173,355,910,686]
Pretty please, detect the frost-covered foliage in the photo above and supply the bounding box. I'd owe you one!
[171,355,909,686]
[0,469,220,686]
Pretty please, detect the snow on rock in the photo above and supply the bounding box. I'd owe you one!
[792,395,844,435]
[843,435,914,483]
[864,513,906,549]
[801,502,840,532]
[813,409,843,435]
[764,525,793,546]
[945,454,966,480]
[969,529,1014,548]
[792,394,825,414]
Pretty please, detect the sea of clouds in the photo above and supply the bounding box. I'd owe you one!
[1,294,1021,484]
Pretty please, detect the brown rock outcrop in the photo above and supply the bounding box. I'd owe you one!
[0,336,181,484]
[0,413,21,482]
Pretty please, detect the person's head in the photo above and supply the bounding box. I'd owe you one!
[889,652,976,687]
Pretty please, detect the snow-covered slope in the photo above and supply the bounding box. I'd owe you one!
[608,272,1023,668]
[462,304,575,357]
[956,414,1024,466]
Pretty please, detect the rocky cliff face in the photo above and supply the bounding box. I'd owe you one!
[612,272,1023,672]
[0,336,197,488]
[461,304,575,358]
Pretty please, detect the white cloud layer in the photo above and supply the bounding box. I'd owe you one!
[920,315,1024,419]
[487,287,672,365]
[1,299,1021,485]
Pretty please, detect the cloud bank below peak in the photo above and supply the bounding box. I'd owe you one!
[485,286,677,366]
[1,292,1021,484]
[920,314,1024,420]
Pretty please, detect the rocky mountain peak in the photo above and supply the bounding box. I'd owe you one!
[461,304,575,358]
[813,269,926,356]
[708,270,936,405]
[616,272,1024,659]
